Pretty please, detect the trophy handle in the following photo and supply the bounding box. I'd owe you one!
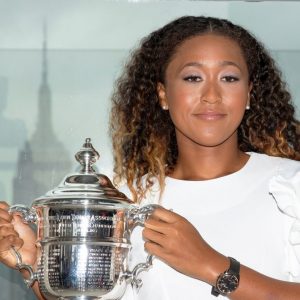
[125,204,160,289]
[128,204,160,228]
[8,205,38,287]
[8,205,37,224]
[125,253,153,290]
[10,247,38,287]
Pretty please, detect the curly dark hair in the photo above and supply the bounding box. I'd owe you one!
[109,16,300,202]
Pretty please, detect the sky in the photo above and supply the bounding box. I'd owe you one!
[0,1,299,50]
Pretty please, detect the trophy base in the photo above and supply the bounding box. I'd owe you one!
[38,241,129,300]
[56,297,122,300]
[40,278,127,300]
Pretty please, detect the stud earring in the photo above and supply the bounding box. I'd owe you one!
[246,92,251,110]
[162,105,168,110]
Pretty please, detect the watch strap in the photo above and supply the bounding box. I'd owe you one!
[228,257,240,275]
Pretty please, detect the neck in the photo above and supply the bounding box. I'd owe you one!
[170,140,249,181]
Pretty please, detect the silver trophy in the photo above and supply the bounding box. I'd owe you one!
[9,138,157,299]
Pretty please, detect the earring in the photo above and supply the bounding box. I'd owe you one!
[246,92,251,110]
[162,105,168,110]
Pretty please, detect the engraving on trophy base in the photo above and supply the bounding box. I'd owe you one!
[38,242,129,299]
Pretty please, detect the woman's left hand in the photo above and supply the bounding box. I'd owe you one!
[143,206,226,284]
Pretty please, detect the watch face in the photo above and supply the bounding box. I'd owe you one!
[216,272,239,294]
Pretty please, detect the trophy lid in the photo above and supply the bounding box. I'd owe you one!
[33,138,132,206]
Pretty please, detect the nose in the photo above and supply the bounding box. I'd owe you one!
[200,82,222,104]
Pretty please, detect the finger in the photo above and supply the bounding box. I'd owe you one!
[0,225,19,238]
[0,207,12,223]
[142,227,165,246]
[144,240,164,257]
[149,207,179,224]
[0,219,13,226]
[144,218,169,234]
[0,235,23,252]
[0,201,9,209]
[11,214,26,226]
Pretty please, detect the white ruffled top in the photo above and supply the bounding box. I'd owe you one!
[269,156,300,281]
[122,152,300,300]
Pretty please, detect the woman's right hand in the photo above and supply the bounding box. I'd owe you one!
[0,201,37,271]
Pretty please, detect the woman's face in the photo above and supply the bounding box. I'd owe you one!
[158,34,251,150]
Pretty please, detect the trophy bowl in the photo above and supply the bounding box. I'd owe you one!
[9,138,157,300]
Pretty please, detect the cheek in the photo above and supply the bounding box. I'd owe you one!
[166,85,197,109]
[223,86,249,109]
[167,90,191,126]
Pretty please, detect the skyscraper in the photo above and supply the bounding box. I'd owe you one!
[13,24,71,204]
[11,23,72,300]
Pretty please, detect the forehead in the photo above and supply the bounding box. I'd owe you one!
[169,33,247,68]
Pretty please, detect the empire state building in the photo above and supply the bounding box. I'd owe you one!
[13,26,71,205]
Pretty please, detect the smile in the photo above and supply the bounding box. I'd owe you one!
[193,112,227,121]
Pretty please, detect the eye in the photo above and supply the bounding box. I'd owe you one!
[221,76,239,83]
[183,75,202,82]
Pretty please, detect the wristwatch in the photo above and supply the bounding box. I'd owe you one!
[211,257,240,297]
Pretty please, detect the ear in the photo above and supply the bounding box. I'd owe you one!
[157,82,168,110]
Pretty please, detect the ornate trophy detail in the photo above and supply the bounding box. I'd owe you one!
[9,138,158,300]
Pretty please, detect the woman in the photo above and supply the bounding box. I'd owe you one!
[1,16,300,299]
[110,16,300,299]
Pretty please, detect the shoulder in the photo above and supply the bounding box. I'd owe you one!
[266,154,300,217]
[261,155,300,282]
[250,152,300,205]
[249,152,300,177]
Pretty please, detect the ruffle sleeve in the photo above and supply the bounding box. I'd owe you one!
[269,160,300,282]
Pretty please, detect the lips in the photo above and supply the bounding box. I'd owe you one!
[193,111,227,121]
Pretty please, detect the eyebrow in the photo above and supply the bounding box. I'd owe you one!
[182,61,242,71]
